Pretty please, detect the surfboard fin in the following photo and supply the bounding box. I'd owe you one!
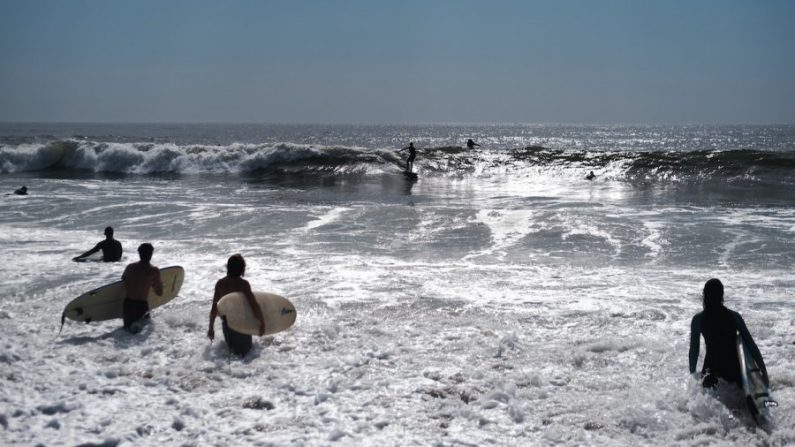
[57,312,66,337]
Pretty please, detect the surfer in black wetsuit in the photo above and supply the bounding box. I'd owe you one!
[208,254,266,356]
[73,226,123,262]
[13,186,28,195]
[585,171,596,180]
[466,139,480,149]
[689,278,768,388]
[399,142,417,173]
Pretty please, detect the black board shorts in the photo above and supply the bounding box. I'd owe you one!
[222,316,252,356]
[123,298,150,331]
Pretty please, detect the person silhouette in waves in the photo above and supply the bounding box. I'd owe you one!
[73,226,123,262]
[689,278,768,388]
[466,139,480,149]
[399,142,417,173]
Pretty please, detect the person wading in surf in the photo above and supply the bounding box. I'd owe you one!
[466,139,480,149]
[121,243,163,333]
[689,278,768,388]
[73,226,123,262]
[208,254,266,356]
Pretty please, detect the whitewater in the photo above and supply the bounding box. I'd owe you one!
[1,123,794,446]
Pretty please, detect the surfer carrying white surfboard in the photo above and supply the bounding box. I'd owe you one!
[208,254,266,356]
[121,243,163,333]
[73,226,123,262]
[688,278,769,388]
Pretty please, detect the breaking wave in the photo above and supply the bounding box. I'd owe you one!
[1,139,793,185]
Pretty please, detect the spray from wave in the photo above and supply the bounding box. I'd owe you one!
[1,140,793,185]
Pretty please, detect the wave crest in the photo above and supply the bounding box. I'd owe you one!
[1,140,793,185]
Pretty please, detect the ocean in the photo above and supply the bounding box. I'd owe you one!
[1,123,793,445]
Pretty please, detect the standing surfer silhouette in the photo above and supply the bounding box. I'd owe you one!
[399,142,417,173]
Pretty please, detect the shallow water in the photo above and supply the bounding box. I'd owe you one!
[1,124,794,445]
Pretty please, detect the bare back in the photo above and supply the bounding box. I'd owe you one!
[122,261,163,301]
[214,276,253,303]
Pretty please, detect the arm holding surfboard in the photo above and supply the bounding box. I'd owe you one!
[208,254,266,347]
[240,281,266,337]
[209,279,266,340]
[732,311,769,386]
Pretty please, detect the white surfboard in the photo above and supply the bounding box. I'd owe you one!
[61,266,185,328]
[736,334,777,426]
[217,291,296,336]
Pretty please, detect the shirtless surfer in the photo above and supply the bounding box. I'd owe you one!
[73,226,123,262]
[121,243,163,333]
[208,254,266,356]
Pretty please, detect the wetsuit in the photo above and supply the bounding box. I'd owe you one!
[406,146,416,171]
[689,306,766,387]
[95,239,123,262]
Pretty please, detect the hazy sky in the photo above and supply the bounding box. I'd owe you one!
[1,0,794,124]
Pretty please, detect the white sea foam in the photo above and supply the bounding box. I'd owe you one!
[1,126,794,445]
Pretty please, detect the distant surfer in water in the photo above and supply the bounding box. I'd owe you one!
[73,226,123,262]
[689,278,768,388]
[121,243,163,333]
[208,254,266,356]
[585,171,596,180]
[399,142,417,173]
[466,139,480,149]
[13,185,28,195]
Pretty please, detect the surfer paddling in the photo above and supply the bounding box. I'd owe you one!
[73,226,123,262]
[689,278,769,388]
[121,243,163,333]
[208,254,266,356]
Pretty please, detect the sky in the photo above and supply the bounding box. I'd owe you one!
[1,0,794,124]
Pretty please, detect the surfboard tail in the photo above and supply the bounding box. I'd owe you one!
[57,311,66,337]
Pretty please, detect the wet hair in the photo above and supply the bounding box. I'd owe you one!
[104,226,114,237]
[138,243,154,262]
[227,254,246,277]
[703,278,724,312]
